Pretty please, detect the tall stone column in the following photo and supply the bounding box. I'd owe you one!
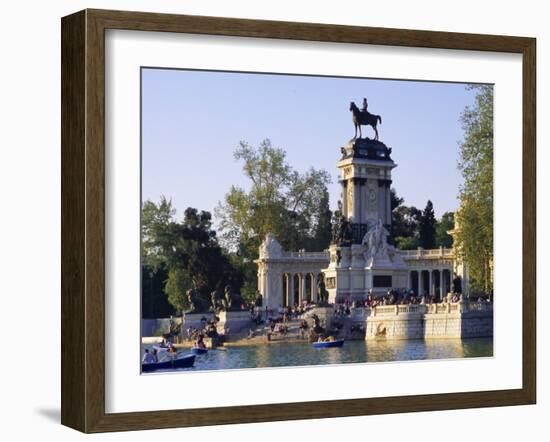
[360,180,367,223]
[262,269,269,304]
[428,271,433,296]
[300,275,307,305]
[353,178,361,222]
[289,273,295,307]
[312,274,318,302]
[385,182,391,226]
[419,271,424,296]
[341,181,348,218]
[257,266,264,298]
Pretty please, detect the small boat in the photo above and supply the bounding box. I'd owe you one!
[191,347,208,355]
[142,354,196,372]
[312,339,345,349]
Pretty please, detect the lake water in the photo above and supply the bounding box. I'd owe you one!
[141,338,493,373]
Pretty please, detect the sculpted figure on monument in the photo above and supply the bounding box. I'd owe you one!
[210,287,226,312]
[339,217,353,246]
[260,233,283,258]
[349,98,382,140]
[254,291,263,307]
[332,201,351,245]
[224,284,245,311]
[317,279,328,305]
[310,313,326,336]
[186,288,210,313]
[362,219,390,260]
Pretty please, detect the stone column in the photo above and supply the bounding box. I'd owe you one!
[300,275,306,305]
[354,179,361,222]
[341,181,348,218]
[289,273,295,307]
[262,269,269,304]
[257,264,264,296]
[312,274,318,302]
[428,271,433,296]
[419,271,424,296]
[385,182,391,227]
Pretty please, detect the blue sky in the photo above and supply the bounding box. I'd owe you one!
[141,68,479,222]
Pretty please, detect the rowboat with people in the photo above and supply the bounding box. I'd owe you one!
[142,353,196,372]
[191,346,208,355]
[312,338,345,349]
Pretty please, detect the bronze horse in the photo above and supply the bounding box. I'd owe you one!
[349,101,382,140]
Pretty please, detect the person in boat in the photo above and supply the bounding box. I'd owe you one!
[195,333,206,349]
[142,348,155,364]
[166,341,177,355]
[151,348,159,363]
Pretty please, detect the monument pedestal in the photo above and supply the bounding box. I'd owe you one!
[182,312,214,334]
[216,310,252,335]
[323,228,408,303]
[307,306,334,329]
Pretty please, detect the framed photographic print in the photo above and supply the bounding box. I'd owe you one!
[61,9,536,433]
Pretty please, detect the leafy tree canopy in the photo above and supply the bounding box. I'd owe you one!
[454,85,494,295]
[418,200,437,249]
[142,199,243,314]
[216,139,332,256]
[435,211,455,248]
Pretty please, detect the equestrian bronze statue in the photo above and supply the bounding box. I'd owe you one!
[349,100,382,140]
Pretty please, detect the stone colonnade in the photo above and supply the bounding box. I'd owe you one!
[407,268,452,299]
[255,245,330,310]
[281,272,326,307]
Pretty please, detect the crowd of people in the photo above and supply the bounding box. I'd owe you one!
[342,288,469,309]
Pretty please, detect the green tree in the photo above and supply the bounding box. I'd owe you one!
[455,85,493,295]
[390,187,404,211]
[164,267,192,314]
[141,196,175,270]
[435,211,454,248]
[141,197,177,317]
[215,139,331,302]
[216,139,331,254]
[311,188,332,251]
[392,205,421,239]
[395,236,419,250]
[141,264,175,319]
[418,200,436,249]
[389,188,421,248]
[163,208,240,312]
[141,200,243,314]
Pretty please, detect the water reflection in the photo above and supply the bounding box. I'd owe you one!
[424,339,465,360]
[140,338,493,373]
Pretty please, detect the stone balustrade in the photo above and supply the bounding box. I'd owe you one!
[365,301,493,340]
[281,251,330,259]
[399,247,453,259]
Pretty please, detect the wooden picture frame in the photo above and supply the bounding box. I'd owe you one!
[61,8,536,433]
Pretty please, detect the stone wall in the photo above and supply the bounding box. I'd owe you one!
[423,313,462,338]
[365,305,425,340]
[365,302,493,340]
[216,310,253,335]
[141,317,182,337]
[182,312,215,335]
